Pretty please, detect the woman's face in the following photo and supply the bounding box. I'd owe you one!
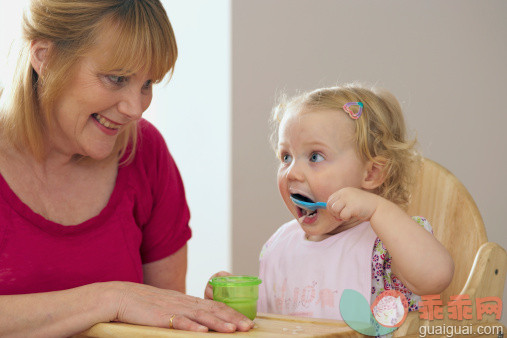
[49,34,153,160]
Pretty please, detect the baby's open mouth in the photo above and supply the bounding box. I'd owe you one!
[291,193,318,217]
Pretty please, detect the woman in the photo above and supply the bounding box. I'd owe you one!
[0,0,253,336]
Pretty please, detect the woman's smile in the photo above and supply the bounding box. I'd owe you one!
[91,113,123,136]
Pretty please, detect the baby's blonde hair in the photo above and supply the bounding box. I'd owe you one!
[271,83,420,208]
[0,0,177,163]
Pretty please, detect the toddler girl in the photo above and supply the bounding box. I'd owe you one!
[257,83,453,320]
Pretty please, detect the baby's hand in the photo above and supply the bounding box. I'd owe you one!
[327,187,380,223]
[204,271,232,300]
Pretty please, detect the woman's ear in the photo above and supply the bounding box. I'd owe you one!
[361,157,387,190]
[30,39,52,77]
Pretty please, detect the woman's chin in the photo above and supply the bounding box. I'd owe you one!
[80,146,116,161]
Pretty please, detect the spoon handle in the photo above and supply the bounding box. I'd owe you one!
[312,202,327,209]
[290,196,327,210]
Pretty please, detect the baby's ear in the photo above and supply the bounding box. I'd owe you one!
[361,157,387,190]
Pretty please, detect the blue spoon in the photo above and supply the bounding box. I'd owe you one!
[290,196,327,211]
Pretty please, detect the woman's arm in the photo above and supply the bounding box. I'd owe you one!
[143,244,188,293]
[0,279,254,337]
[0,283,114,338]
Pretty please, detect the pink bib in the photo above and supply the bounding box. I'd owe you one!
[258,220,377,320]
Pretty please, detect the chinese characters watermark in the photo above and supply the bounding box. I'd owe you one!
[419,294,502,321]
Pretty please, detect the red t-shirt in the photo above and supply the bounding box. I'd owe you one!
[0,119,191,294]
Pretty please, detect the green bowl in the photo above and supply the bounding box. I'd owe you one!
[209,275,262,320]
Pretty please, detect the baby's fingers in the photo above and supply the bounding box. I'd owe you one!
[204,271,233,299]
[337,205,354,221]
[212,271,233,278]
[204,284,214,300]
[328,199,345,220]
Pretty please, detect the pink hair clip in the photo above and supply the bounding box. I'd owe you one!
[342,102,364,119]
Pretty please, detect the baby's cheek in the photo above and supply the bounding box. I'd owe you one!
[320,186,339,204]
[276,171,287,192]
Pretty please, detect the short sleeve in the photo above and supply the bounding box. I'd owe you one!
[135,120,192,264]
[370,216,433,312]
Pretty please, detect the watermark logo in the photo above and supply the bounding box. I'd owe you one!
[340,289,408,336]
[371,290,408,327]
[341,290,503,336]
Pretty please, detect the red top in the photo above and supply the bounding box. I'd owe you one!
[0,119,191,294]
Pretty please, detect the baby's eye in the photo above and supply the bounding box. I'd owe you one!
[282,153,292,164]
[107,75,129,86]
[310,152,324,163]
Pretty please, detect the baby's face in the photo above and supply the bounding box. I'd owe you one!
[276,108,368,240]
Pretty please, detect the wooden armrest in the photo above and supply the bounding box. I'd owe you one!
[460,242,507,300]
[395,242,507,337]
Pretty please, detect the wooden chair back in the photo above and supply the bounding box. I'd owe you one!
[406,158,487,304]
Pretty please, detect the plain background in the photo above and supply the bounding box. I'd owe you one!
[1,0,505,327]
[231,0,507,326]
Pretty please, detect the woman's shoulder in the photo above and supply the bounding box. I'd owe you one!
[138,118,161,135]
[136,118,167,151]
[119,119,179,198]
[118,119,189,236]
[124,119,175,167]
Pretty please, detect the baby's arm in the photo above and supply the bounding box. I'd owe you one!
[328,187,454,295]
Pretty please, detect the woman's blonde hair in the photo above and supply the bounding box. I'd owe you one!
[0,0,178,163]
[271,83,421,208]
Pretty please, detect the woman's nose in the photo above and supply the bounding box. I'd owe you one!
[117,89,147,120]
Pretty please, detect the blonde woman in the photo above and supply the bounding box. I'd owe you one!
[0,0,253,336]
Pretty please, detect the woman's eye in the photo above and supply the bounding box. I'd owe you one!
[142,79,153,90]
[107,75,128,85]
[310,152,324,163]
[282,154,292,164]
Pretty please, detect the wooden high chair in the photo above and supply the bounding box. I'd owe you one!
[395,158,507,336]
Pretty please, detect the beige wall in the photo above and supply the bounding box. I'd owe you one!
[231,0,507,325]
